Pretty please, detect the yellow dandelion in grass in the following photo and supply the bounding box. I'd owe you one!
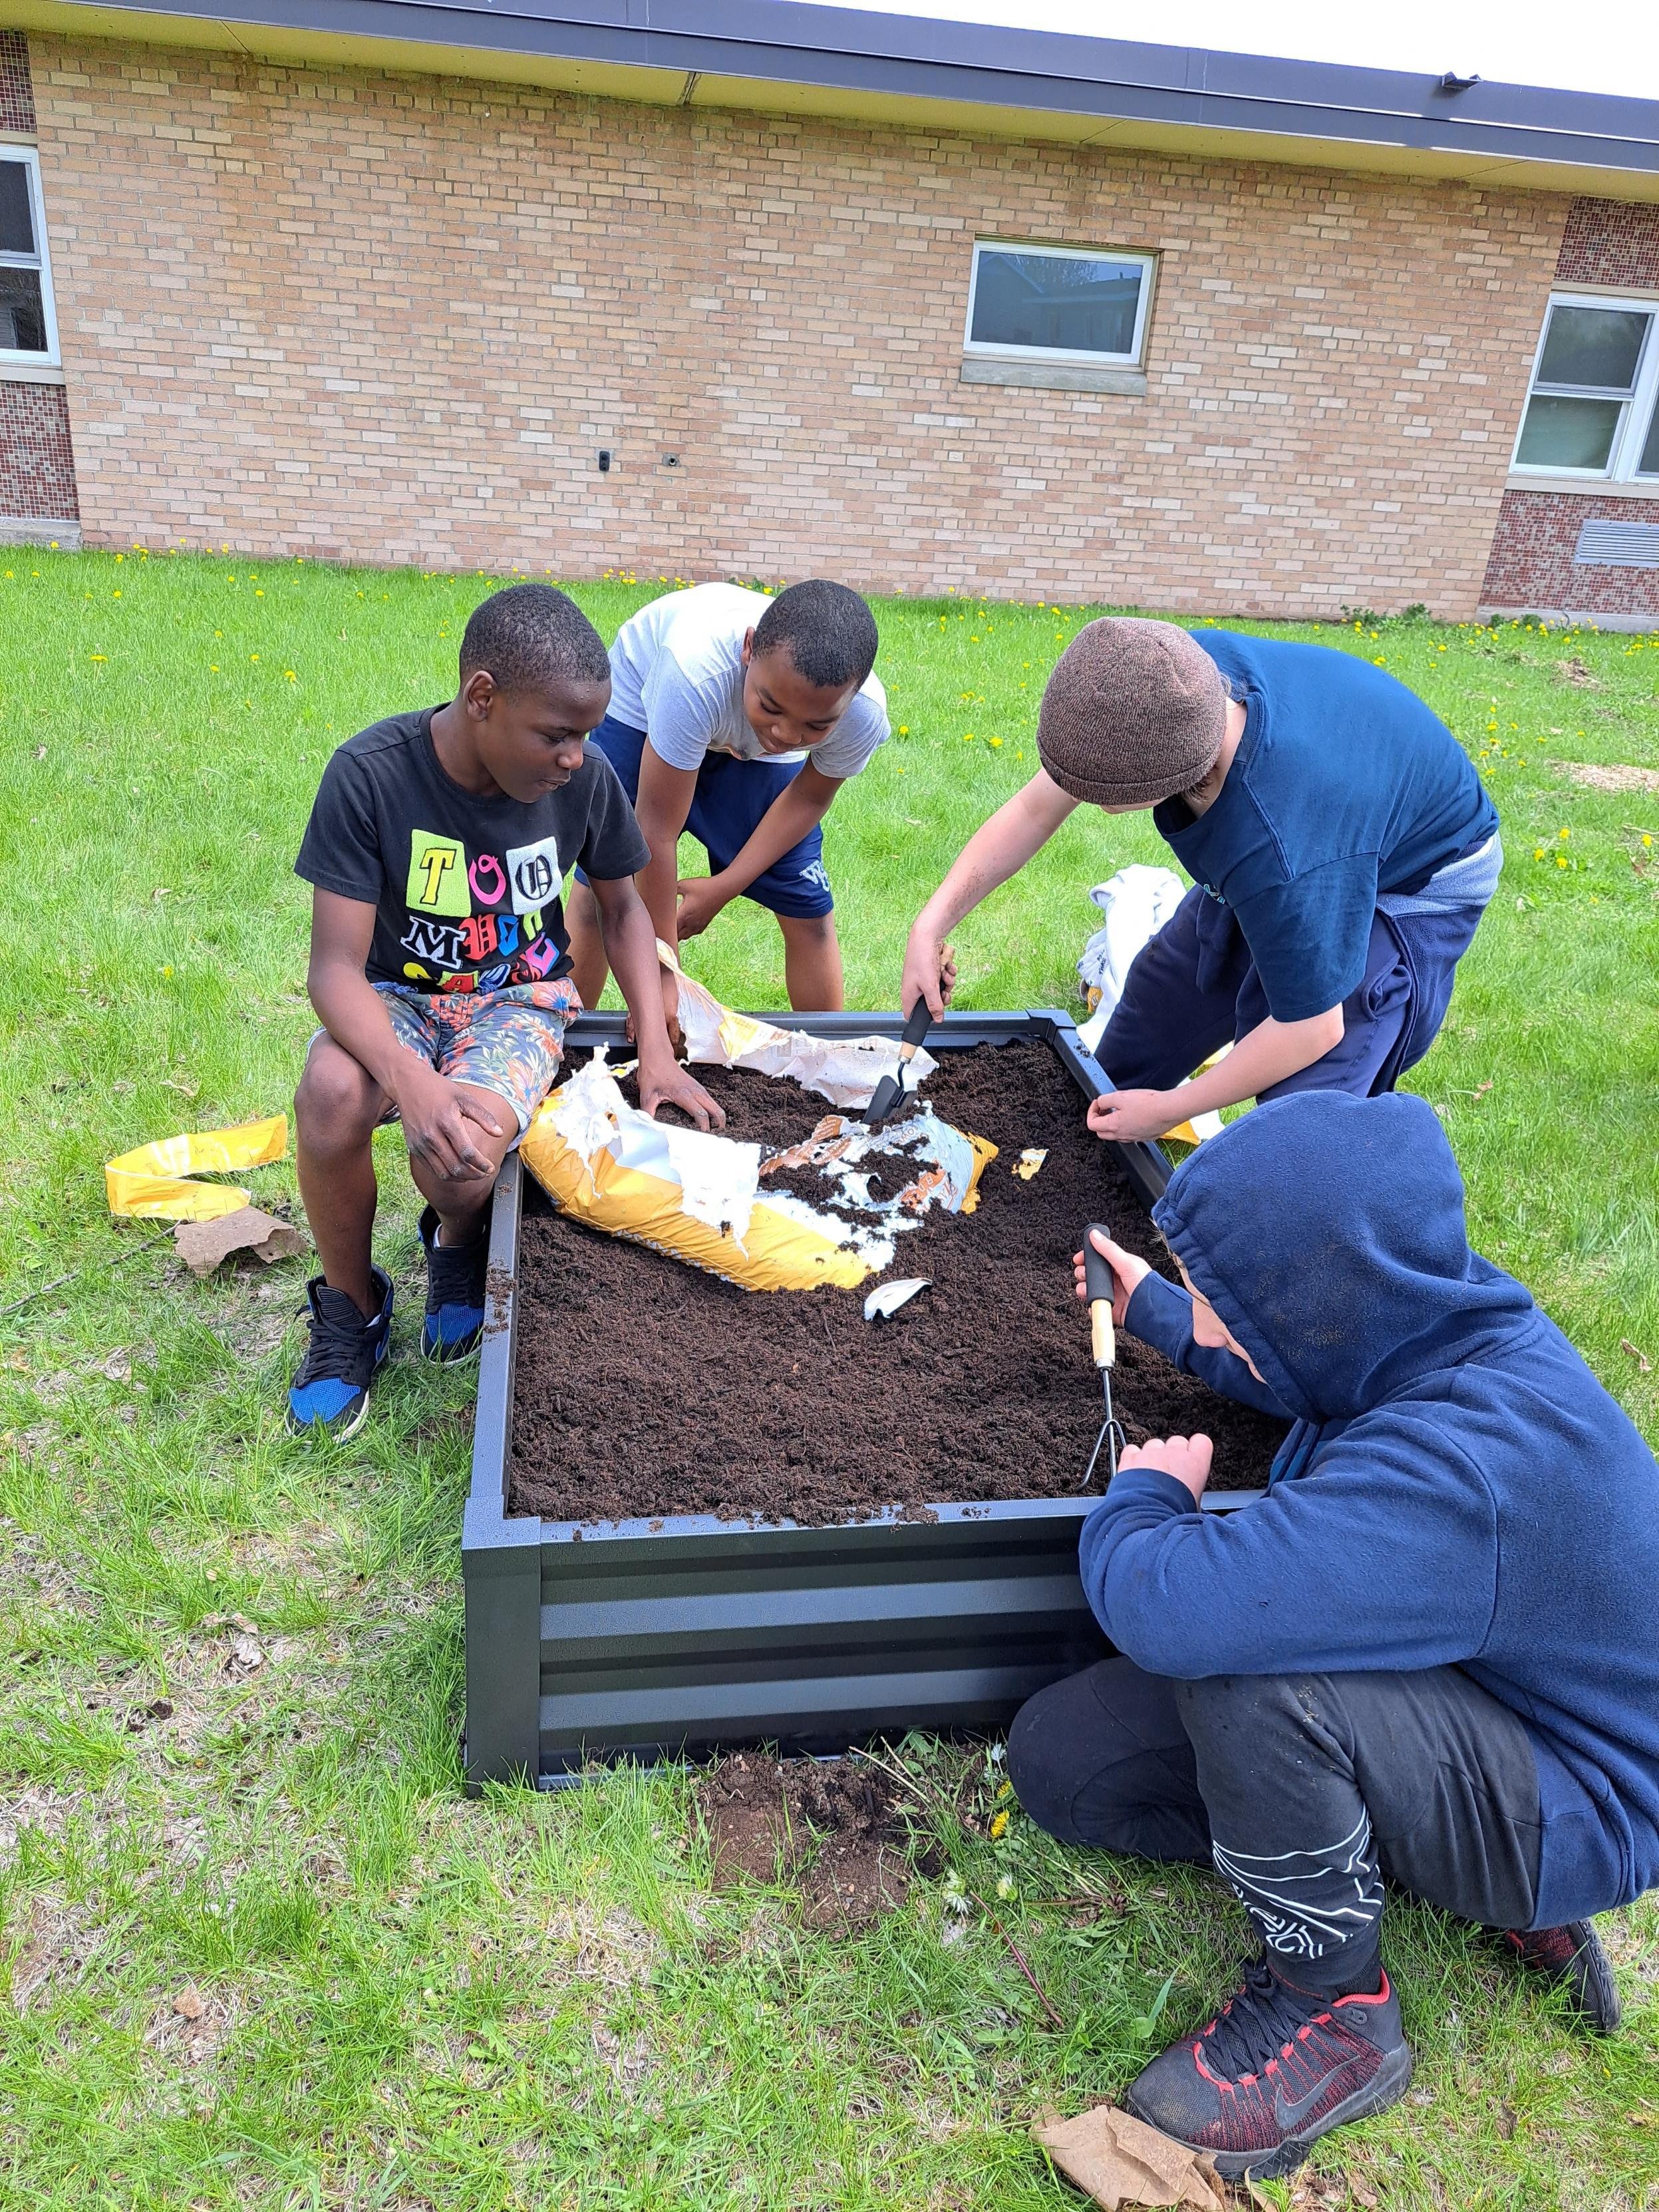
[1559,827,1570,840]
[89,653,106,662]
[210,665,220,673]
[989,1809,1010,1841]
[897,724,910,736]
[1644,834,1654,849]
[963,732,975,743]
[988,736,1003,748]
[285,670,297,681]
[250,653,260,662]
[1534,847,1546,861]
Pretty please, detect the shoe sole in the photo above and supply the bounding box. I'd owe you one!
[285,1387,373,1442]
[1126,2041,1414,2183]
[420,1331,483,1366]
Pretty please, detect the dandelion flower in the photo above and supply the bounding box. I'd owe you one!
[989,1809,1009,1840]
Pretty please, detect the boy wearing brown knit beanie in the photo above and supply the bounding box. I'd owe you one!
[901,617,1500,1142]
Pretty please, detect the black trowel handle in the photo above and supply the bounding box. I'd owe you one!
[897,996,933,1060]
[1083,1222,1116,1370]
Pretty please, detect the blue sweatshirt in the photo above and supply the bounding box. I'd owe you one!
[1080,1091,1659,1928]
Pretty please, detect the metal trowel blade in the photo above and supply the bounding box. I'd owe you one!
[863,1277,931,1322]
[863,1072,902,1128]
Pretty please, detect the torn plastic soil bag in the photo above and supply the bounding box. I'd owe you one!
[518,965,996,1291]
[667,947,943,1110]
[106,1114,289,1221]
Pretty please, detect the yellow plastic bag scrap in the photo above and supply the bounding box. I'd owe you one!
[106,1114,288,1221]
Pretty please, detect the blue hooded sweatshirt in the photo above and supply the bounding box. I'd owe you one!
[1079,1090,1659,1929]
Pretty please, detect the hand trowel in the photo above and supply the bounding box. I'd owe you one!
[1081,1223,1128,1488]
[864,999,933,1129]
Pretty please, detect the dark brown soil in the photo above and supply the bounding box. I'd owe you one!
[696,1752,930,1930]
[508,1040,1286,1523]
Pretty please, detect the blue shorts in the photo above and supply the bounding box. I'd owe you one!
[579,714,834,920]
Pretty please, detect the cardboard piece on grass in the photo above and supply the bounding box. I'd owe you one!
[106,1114,288,1221]
[1030,2105,1225,2211]
[174,1206,307,1277]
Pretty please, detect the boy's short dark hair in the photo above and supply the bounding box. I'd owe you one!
[460,583,611,697]
[752,579,879,691]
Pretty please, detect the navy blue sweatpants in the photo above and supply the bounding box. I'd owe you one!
[1095,885,1485,1100]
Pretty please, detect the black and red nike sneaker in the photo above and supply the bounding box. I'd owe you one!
[1124,1957,1412,2183]
[1505,1922,1621,2036]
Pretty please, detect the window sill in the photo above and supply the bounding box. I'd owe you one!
[0,363,66,387]
[1506,472,1659,501]
[960,357,1147,396]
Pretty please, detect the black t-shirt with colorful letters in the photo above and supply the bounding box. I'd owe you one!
[295,707,649,993]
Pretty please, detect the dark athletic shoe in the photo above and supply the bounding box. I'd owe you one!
[285,1267,393,1438]
[1505,1922,1621,2036]
[1124,1958,1412,2183]
[420,1206,488,1363]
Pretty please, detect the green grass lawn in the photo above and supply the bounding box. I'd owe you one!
[1,548,1657,2210]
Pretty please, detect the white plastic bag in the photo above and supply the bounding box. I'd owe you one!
[1074,870,1225,1144]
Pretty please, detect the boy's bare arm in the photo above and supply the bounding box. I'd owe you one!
[586,873,726,1131]
[676,762,839,939]
[632,745,700,951]
[306,887,504,1179]
[901,768,1079,1014]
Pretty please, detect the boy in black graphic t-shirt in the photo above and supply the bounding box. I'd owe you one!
[289,583,724,1438]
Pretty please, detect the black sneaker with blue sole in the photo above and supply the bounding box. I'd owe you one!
[420,1205,489,1363]
[286,1267,394,1438]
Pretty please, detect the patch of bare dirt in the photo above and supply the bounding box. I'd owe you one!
[7,1887,111,2010]
[696,1752,937,1931]
[1555,658,1604,689]
[1554,759,1659,796]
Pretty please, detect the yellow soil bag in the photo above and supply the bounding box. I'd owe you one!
[106,1114,289,1221]
[520,961,994,1293]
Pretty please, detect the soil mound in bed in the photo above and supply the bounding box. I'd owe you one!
[508,1039,1285,1523]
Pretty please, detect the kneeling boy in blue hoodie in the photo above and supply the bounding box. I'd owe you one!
[1010,1091,1659,2182]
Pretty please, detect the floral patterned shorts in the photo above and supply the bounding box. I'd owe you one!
[373,977,580,1136]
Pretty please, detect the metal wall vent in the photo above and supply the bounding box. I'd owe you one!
[1573,518,1659,568]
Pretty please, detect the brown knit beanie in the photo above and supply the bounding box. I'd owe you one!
[1036,617,1227,807]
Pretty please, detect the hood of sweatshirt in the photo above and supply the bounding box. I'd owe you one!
[1149,1091,1536,1425]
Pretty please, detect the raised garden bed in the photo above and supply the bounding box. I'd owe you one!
[464,1010,1282,1789]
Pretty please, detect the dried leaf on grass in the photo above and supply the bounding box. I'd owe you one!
[174,1207,306,1278]
[172,1986,207,2021]
[1031,2105,1225,2211]
[1621,1339,1652,1373]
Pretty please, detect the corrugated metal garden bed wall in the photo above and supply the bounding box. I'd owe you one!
[462,1009,1262,1790]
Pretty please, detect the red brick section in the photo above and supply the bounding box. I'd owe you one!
[0,382,79,520]
[1480,196,1659,621]
[1556,198,1659,288]
[1482,489,1659,620]
[31,35,1564,614]
[0,28,35,133]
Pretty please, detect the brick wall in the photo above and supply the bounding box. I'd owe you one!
[1482,490,1659,619]
[31,35,1565,614]
[0,27,35,132]
[1479,197,1659,622]
[0,382,79,522]
[1556,197,1659,290]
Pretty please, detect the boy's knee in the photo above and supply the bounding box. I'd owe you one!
[1006,1680,1087,1843]
[781,911,836,941]
[295,1045,382,1146]
[1176,1672,1321,1765]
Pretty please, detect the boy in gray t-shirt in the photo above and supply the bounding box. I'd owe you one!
[566,579,889,1020]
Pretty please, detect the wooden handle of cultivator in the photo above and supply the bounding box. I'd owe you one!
[1083,1223,1116,1371]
